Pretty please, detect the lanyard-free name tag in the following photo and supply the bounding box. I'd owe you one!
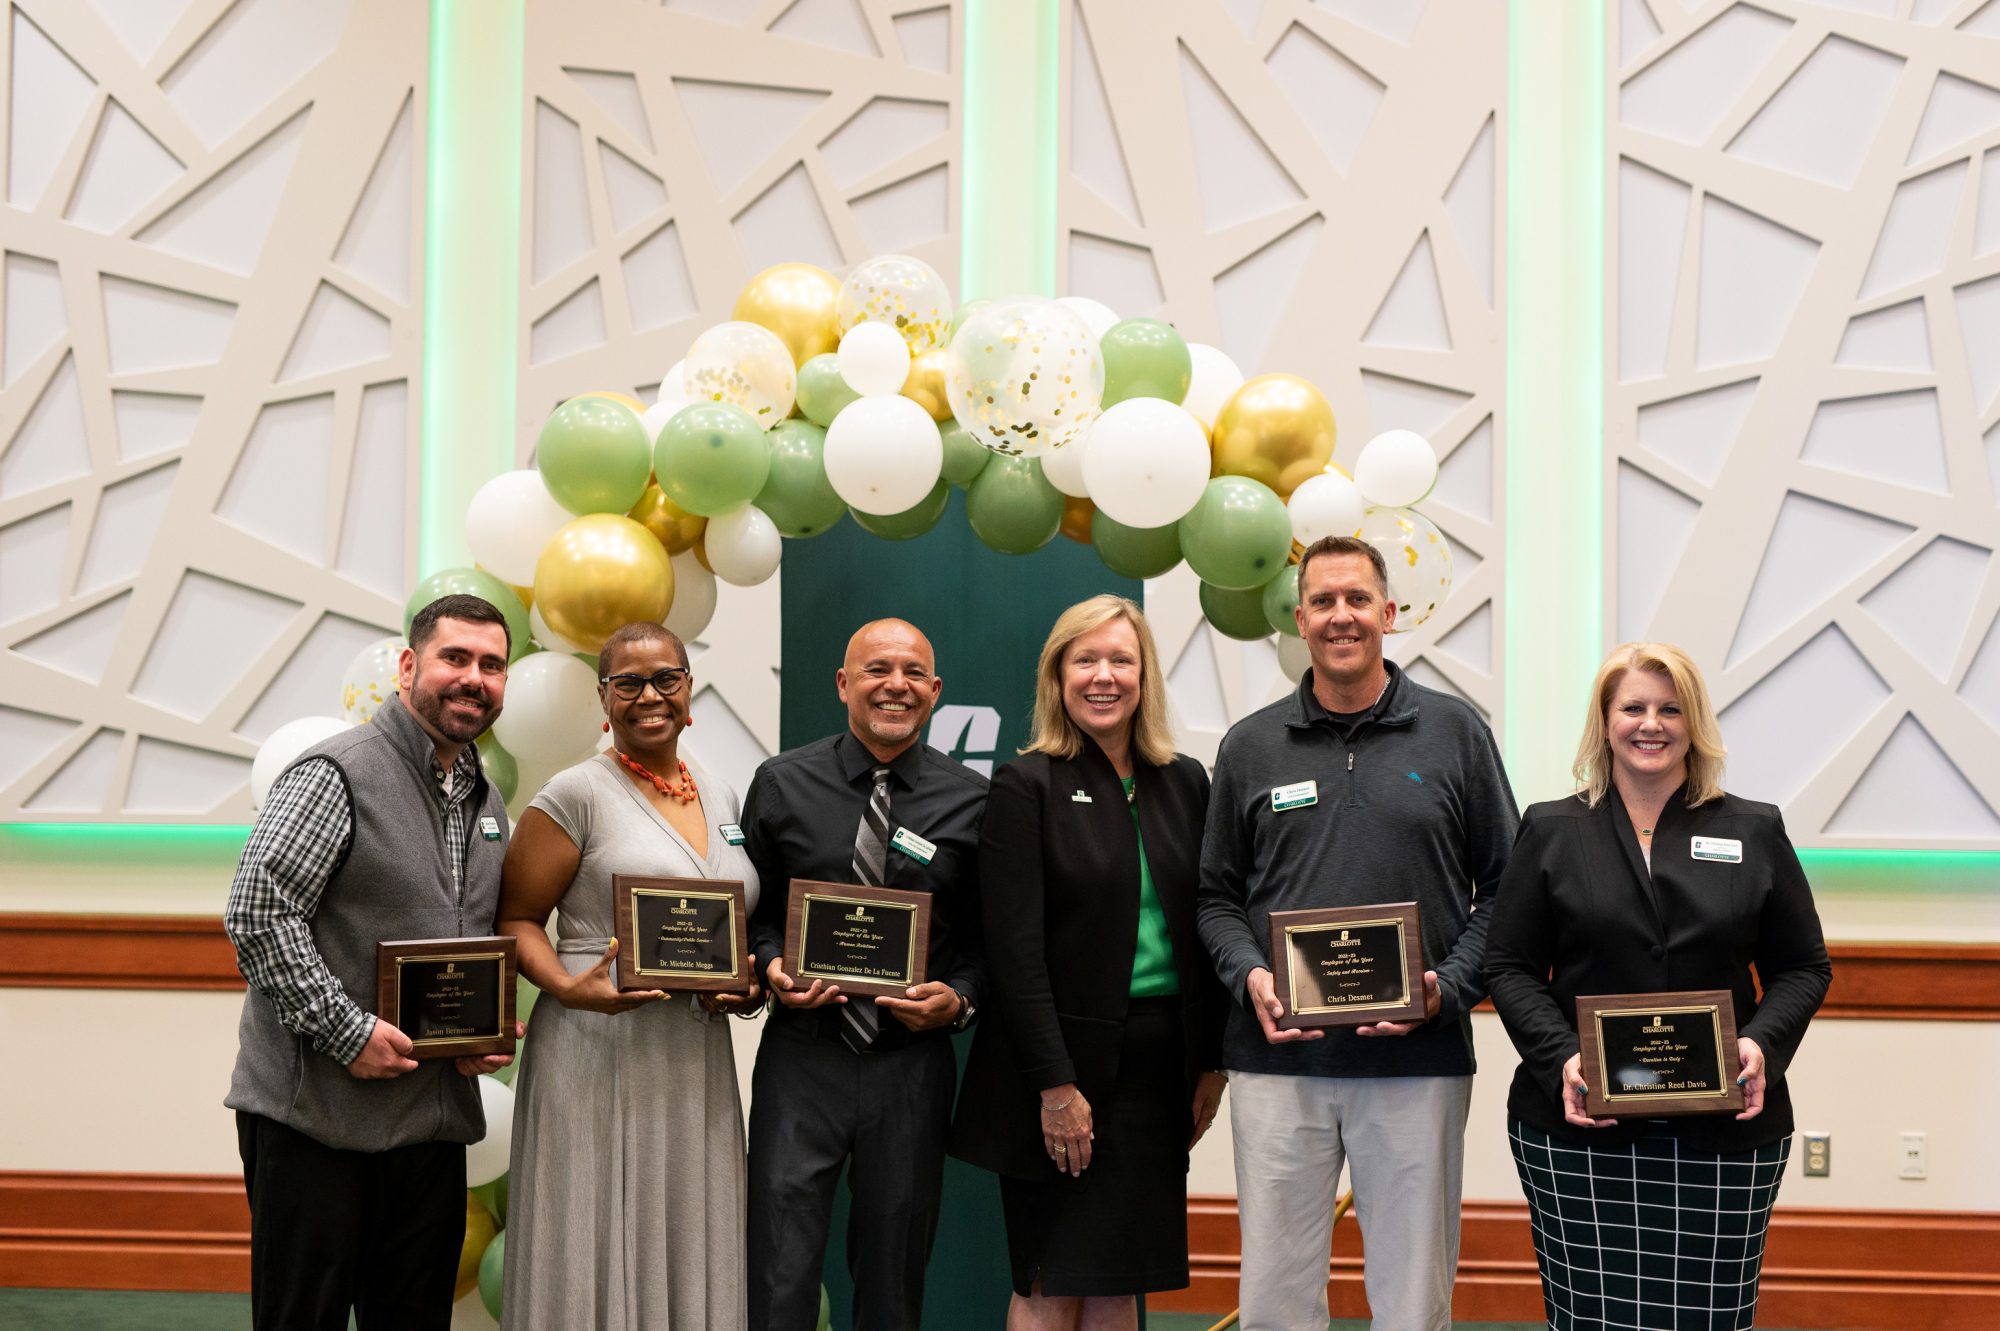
[1271,780,1318,812]
[890,826,936,864]
[1691,836,1742,863]
[479,816,502,841]
[719,823,746,846]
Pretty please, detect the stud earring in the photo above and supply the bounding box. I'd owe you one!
[602,721,610,733]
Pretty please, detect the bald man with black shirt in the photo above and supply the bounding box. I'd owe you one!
[740,620,987,1331]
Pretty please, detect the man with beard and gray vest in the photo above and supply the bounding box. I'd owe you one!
[225,593,523,1330]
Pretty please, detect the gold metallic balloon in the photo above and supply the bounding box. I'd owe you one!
[628,479,707,554]
[508,581,534,612]
[534,514,675,653]
[733,262,843,367]
[900,348,954,422]
[1209,374,1337,500]
[456,1193,498,1300]
[692,533,712,574]
[569,390,647,414]
[1060,496,1095,545]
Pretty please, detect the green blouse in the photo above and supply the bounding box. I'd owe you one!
[1124,776,1179,996]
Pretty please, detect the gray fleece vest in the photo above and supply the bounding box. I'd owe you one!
[225,696,510,1152]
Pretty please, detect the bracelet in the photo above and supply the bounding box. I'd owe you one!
[1040,1094,1076,1114]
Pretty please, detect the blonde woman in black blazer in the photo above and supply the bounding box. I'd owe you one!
[951,594,1227,1331]
[1485,642,1831,1331]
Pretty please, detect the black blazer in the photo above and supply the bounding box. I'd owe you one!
[1484,788,1832,1151]
[950,742,1224,1181]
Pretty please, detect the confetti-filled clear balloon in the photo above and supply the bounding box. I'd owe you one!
[1357,505,1453,631]
[339,636,406,725]
[682,321,797,427]
[835,254,954,353]
[946,297,1104,457]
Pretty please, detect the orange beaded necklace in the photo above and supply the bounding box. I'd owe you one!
[613,749,698,803]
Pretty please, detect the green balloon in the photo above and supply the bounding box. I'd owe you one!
[1262,568,1302,637]
[1178,476,1293,590]
[1092,512,1183,579]
[756,420,846,538]
[796,353,860,428]
[475,733,518,803]
[966,456,1064,555]
[653,402,772,517]
[939,422,992,488]
[471,1173,509,1225]
[852,479,949,540]
[403,567,532,663]
[1100,318,1192,407]
[478,1229,506,1319]
[1201,580,1274,641]
[535,397,651,516]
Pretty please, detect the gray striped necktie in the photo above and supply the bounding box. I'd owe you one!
[841,764,894,1051]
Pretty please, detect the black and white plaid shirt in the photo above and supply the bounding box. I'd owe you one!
[224,743,483,1065]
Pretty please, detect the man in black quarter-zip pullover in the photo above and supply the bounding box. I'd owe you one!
[1197,536,1518,1331]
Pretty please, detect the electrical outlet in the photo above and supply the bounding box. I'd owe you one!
[1899,1131,1927,1180]
[1802,1132,1830,1177]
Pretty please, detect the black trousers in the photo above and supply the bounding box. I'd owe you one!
[236,1111,466,1331]
[746,1017,956,1331]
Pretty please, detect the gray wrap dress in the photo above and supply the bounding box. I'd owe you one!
[501,752,760,1331]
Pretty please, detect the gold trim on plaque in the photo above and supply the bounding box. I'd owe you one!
[1592,1003,1732,1103]
[1283,916,1412,1016]
[798,891,919,987]
[624,887,741,979]
[396,949,508,1049]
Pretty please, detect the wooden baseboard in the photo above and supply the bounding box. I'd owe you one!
[0,914,243,992]
[1162,1195,2000,1331]
[0,1172,249,1293]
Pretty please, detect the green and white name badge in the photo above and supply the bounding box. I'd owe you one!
[1271,780,1318,812]
[719,823,746,846]
[1690,836,1742,863]
[890,826,936,864]
[479,816,502,841]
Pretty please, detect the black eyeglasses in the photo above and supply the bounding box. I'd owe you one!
[600,668,690,699]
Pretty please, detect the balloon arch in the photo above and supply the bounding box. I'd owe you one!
[264,253,1456,1319]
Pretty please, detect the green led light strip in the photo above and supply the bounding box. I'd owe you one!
[1502,0,1605,808]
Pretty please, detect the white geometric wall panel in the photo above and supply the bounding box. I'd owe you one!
[1610,0,2000,847]
[0,0,424,821]
[1058,0,1506,764]
[519,0,961,799]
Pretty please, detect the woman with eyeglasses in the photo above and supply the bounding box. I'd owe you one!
[496,622,760,1330]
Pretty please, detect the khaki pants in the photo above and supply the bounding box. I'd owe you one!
[1229,1071,1473,1331]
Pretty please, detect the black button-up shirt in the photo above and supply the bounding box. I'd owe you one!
[743,730,988,1043]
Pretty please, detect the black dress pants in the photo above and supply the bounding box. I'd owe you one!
[236,1111,466,1331]
[746,1017,956,1331]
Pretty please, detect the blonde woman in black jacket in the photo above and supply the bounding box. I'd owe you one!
[1485,642,1831,1331]
[951,594,1227,1331]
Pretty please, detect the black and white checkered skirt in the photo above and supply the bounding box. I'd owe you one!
[1509,1119,1790,1331]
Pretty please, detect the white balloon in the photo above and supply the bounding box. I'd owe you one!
[823,395,944,514]
[493,652,601,770]
[338,636,405,725]
[465,1076,515,1187]
[465,470,574,587]
[640,398,689,443]
[1277,633,1313,681]
[529,603,594,659]
[1057,295,1120,341]
[1288,471,1367,546]
[1181,343,1245,428]
[1353,429,1439,508]
[664,550,717,641]
[252,717,353,810]
[837,321,913,397]
[656,359,686,404]
[1040,432,1093,498]
[704,505,782,586]
[1080,398,1210,529]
